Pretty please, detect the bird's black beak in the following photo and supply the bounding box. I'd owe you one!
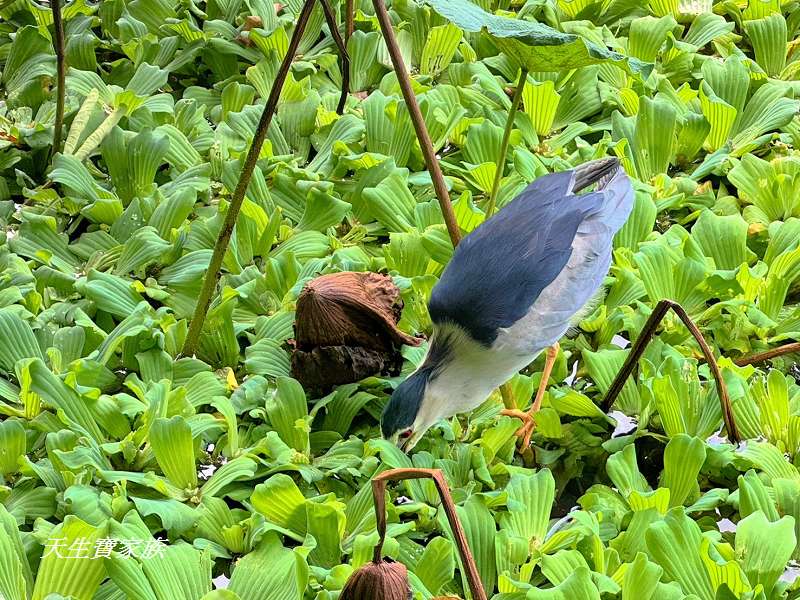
[395,431,415,453]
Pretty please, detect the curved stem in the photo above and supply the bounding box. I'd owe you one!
[51,0,66,160]
[484,67,527,220]
[600,299,740,443]
[372,468,487,600]
[372,0,461,247]
[734,342,800,367]
[181,0,316,358]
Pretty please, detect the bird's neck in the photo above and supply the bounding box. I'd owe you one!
[420,323,513,416]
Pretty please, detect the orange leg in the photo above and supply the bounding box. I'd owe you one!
[501,342,560,447]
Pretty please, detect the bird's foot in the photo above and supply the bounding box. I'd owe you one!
[500,408,537,448]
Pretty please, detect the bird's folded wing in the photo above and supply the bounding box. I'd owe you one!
[429,176,607,346]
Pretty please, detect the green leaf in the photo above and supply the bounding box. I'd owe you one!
[244,339,291,378]
[628,16,677,62]
[646,508,715,600]
[24,358,105,442]
[691,210,751,270]
[0,419,25,476]
[583,349,643,414]
[427,0,652,76]
[251,474,308,538]
[103,128,170,204]
[228,531,308,600]
[738,469,780,521]
[200,456,257,498]
[141,542,213,600]
[0,504,30,600]
[75,270,144,319]
[362,170,417,233]
[296,188,351,232]
[266,377,310,454]
[607,444,651,499]
[498,469,556,545]
[522,78,561,137]
[736,511,796,596]
[0,309,42,373]
[455,495,497,594]
[620,553,663,600]
[660,435,706,508]
[149,416,198,491]
[632,97,677,181]
[745,14,787,76]
[526,567,600,599]
[1,26,54,109]
[420,23,462,76]
[414,536,454,595]
[32,516,107,600]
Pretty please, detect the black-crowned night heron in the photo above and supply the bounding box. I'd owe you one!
[381,157,634,451]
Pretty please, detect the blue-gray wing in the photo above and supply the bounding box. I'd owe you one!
[429,161,632,346]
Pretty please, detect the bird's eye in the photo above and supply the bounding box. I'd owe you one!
[399,430,412,439]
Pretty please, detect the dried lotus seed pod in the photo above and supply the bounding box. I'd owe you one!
[340,559,412,600]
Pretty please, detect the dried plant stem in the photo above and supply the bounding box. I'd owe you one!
[600,299,740,443]
[51,0,66,160]
[319,0,350,114]
[372,468,487,600]
[371,0,461,247]
[181,0,316,358]
[734,342,800,367]
[485,67,527,220]
[345,0,354,40]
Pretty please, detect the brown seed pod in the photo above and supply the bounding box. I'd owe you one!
[291,272,422,394]
[340,559,412,600]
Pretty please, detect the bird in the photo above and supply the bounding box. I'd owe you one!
[381,157,635,452]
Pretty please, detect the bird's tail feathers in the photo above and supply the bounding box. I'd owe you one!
[571,157,621,194]
[576,162,635,234]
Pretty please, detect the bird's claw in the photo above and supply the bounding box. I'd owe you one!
[500,408,537,448]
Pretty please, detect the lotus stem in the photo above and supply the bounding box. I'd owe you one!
[319,0,350,114]
[181,0,317,358]
[345,0,354,40]
[50,0,66,160]
[371,468,487,600]
[734,342,800,367]
[371,0,461,248]
[485,67,527,220]
[600,299,740,443]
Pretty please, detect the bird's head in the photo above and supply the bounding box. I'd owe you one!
[381,328,460,452]
[380,368,430,452]
[381,368,444,452]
